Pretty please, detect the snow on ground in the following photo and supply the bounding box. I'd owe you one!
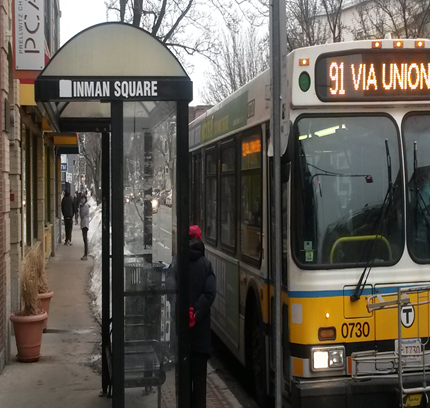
[86,197,139,322]
[87,196,103,322]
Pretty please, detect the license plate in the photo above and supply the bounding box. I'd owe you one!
[405,393,422,407]
[395,338,422,362]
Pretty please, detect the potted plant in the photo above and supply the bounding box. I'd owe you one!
[35,243,53,332]
[10,243,48,362]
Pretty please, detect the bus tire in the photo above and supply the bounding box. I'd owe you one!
[251,309,270,407]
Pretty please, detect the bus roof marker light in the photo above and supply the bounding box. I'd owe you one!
[415,40,425,48]
[299,72,311,92]
[372,41,382,49]
[299,58,309,66]
[394,40,403,48]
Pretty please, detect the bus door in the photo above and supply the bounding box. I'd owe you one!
[268,149,291,388]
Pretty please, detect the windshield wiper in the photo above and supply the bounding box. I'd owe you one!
[351,139,395,302]
[412,141,430,230]
[309,164,373,197]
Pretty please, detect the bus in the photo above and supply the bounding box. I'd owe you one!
[189,39,430,408]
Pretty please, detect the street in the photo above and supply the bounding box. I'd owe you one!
[125,200,173,264]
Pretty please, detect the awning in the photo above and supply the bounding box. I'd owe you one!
[51,133,79,154]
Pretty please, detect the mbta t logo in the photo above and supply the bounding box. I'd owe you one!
[401,305,415,328]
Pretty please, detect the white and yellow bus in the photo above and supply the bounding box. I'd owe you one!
[189,39,430,408]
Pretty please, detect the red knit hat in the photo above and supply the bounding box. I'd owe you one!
[189,225,202,240]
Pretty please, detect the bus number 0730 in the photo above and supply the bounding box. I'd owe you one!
[341,322,370,338]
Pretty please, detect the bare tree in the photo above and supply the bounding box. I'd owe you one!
[212,0,269,28]
[105,0,223,65]
[351,1,390,39]
[152,120,175,190]
[320,0,344,42]
[286,0,328,50]
[353,0,430,39]
[78,133,102,205]
[200,25,269,104]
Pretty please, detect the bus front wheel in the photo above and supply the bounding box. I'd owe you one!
[251,310,270,407]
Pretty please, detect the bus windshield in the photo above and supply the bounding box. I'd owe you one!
[403,114,430,263]
[292,115,403,267]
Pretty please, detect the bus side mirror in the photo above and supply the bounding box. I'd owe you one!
[282,121,294,164]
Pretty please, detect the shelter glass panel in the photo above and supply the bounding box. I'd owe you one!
[122,101,177,407]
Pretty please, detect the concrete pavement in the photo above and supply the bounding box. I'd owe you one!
[0,223,242,407]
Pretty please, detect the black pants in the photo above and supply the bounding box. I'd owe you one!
[82,227,88,256]
[190,352,208,408]
[64,217,73,242]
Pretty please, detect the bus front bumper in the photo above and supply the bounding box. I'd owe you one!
[291,376,428,408]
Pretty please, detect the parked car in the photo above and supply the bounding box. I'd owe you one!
[165,191,172,207]
[159,190,170,205]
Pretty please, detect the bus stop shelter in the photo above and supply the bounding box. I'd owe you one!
[34,22,192,407]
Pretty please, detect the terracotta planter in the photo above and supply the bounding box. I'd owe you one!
[10,311,48,362]
[38,290,53,331]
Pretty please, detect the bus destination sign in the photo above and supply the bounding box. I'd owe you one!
[315,50,430,102]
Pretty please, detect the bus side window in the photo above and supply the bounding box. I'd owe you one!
[205,146,217,244]
[241,131,262,264]
[220,141,236,251]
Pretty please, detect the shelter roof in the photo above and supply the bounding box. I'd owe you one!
[35,23,192,133]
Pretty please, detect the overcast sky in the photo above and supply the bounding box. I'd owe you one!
[60,0,108,46]
[59,0,204,104]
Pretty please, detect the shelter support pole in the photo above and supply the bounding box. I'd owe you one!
[271,0,284,406]
[101,131,111,395]
[176,100,190,408]
[111,102,125,407]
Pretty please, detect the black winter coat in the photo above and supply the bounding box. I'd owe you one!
[73,196,80,215]
[61,194,74,218]
[189,238,216,356]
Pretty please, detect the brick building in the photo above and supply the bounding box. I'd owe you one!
[0,0,74,373]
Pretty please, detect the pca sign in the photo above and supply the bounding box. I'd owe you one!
[401,305,415,328]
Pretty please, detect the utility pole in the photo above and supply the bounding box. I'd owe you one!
[270,0,287,406]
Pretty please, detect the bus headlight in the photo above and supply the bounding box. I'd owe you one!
[311,346,345,371]
[329,349,344,368]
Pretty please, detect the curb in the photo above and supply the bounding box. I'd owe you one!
[207,363,243,407]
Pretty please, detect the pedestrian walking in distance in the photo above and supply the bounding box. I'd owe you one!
[73,192,80,225]
[80,195,90,261]
[61,189,74,246]
[188,225,216,408]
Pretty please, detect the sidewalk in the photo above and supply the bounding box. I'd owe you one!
[0,223,241,407]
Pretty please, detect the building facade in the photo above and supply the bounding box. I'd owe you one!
[0,0,75,373]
